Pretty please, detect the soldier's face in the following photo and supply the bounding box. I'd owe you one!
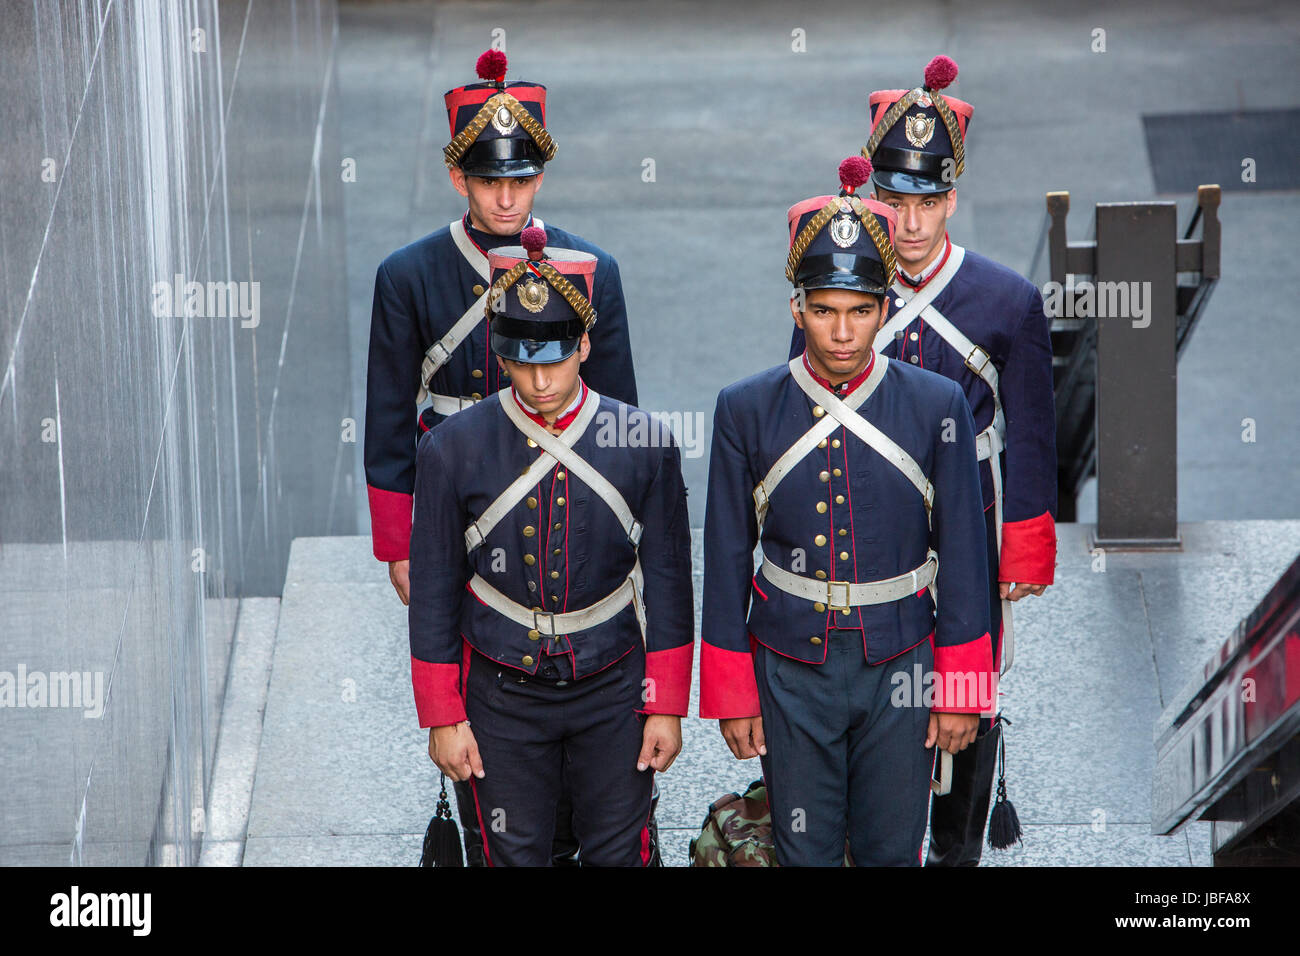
[792,289,888,382]
[498,334,590,422]
[449,168,543,235]
[873,187,956,274]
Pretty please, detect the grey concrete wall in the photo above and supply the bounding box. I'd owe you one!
[0,0,352,865]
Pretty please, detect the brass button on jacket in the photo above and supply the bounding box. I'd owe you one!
[522,655,534,667]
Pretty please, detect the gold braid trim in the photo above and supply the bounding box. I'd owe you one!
[786,197,897,286]
[443,91,558,169]
[862,88,921,160]
[930,92,965,179]
[849,196,897,281]
[861,87,965,181]
[785,199,842,282]
[486,260,598,331]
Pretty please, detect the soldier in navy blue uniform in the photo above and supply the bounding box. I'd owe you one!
[408,228,693,866]
[702,158,995,866]
[365,50,639,864]
[788,56,1058,864]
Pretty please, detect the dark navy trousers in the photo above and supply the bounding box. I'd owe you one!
[926,504,1003,866]
[755,632,936,866]
[464,646,654,867]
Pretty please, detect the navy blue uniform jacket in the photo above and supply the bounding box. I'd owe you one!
[366,219,638,562]
[408,384,693,728]
[790,244,1056,585]
[700,351,992,720]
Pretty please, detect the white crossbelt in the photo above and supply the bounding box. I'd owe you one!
[753,355,940,610]
[417,216,545,412]
[878,244,1014,673]
[464,387,648,643]
[752,354,887,533]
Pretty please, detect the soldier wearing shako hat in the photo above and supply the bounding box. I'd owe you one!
[409,227,694,867]
[365,50,639,863]
[790,55,1058,864]
[703,158,994,866]
[365,48,638,598]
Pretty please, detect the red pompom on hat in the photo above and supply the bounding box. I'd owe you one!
[923,54,958,91]
[476,49,508,83]
[521,225,547,260]
[838,155,873,194]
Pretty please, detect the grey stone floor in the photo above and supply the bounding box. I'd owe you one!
[220,519,1300,866]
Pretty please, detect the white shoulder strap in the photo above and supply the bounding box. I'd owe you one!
[464,391,601,551]
[418,290,490,403]
[914,303,1004,440]
[498,389,644,548]
[423,216,552,405]
[790,357,935,521]
[752,357,886,531]
[449,217,490,280]
[875,244,965,350]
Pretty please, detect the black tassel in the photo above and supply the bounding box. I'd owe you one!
[987,713,1023,850]
[420,773,464,867]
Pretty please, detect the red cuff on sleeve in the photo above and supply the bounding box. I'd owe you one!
[999,510,1057,585]
[411,656,466,728]
[643,642,694,716]
[931,632,997,714]
[369,484,413,562]
[699,640,760,719]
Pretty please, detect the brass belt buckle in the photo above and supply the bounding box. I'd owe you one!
[826,580,852,612]
[964,346,991,376]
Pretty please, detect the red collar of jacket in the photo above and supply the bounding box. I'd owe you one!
[897,234,952,291]
[511,379,588,431]
[801,348,875,396]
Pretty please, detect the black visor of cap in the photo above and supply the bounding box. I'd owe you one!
[489,312,585,364]
[460,138,545,177]
[870,145,954,195]
[795,253,888,296]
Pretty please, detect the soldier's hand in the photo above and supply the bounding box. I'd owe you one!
[637,715,682,773]
[719,716,766,759]
[926,712,979,755]
[999,581,1047,602]
[389,560,411,605]
[429,721,484,781]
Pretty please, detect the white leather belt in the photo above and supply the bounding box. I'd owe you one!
[428,393,481,417]
[468,558,646,641]
[759,549,938,609]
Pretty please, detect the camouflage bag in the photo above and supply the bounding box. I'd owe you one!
[689,779,777,867]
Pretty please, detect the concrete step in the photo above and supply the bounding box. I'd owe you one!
[235,521,1300,865]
